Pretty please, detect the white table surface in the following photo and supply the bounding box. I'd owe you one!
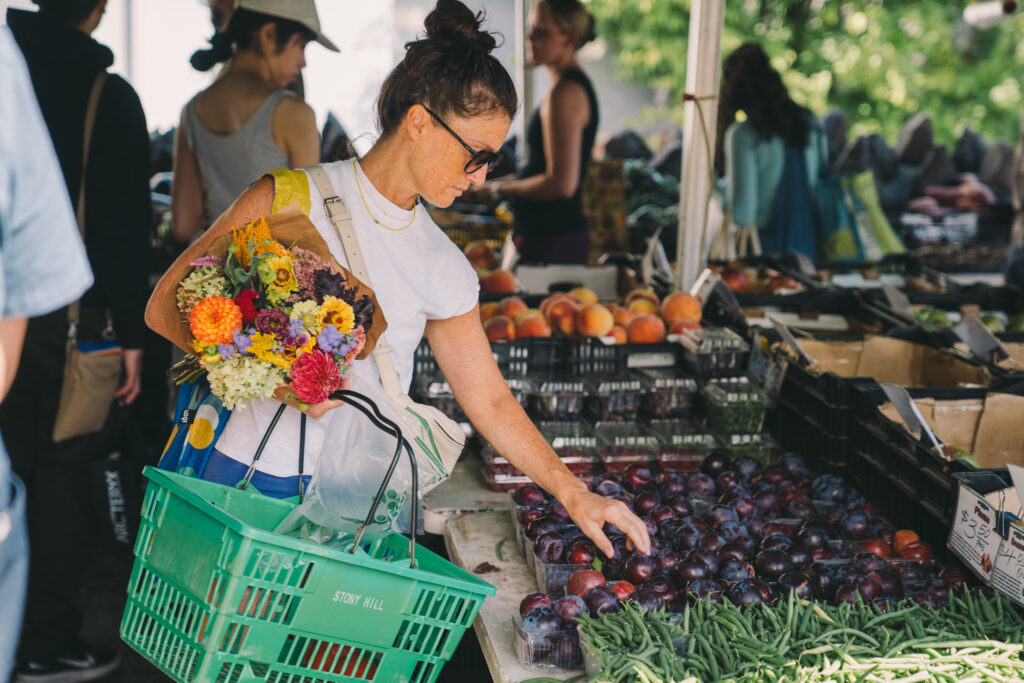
[422,451,512,533]
[444,510,584,683]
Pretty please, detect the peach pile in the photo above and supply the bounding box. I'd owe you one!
[479,286,704,345]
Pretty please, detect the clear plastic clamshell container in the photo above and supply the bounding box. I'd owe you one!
[512,613,583,671]
[536,421,599,472]
[682,326,750,378]
[638,368,699,420]
[594,422,660,470]
[482,466,532,492]
[702,377,771,435]
[584,373,645,422]
[528,376,588,421]
[715,431,777,465]
[648,419,719,471]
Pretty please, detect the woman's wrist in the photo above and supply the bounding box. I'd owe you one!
[551,471,589,506]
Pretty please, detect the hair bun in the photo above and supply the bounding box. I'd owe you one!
[424,0,497,53]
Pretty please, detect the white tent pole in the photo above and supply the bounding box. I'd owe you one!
[676,0,726,290]
[516,0,535,147]
[124,0,134,84]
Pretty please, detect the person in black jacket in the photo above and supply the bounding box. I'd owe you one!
[3,1,149,680]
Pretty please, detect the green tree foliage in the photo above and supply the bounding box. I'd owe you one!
[588,0,1024,146]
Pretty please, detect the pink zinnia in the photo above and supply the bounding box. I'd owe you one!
[289,349,341,404]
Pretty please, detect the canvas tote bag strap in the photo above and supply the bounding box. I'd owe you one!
[68,71,108,333]
[305,164,404,397]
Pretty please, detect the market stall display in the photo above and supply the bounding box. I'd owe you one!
[398,228,1024,681]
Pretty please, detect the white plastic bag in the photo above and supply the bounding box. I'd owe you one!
[275,372,445,541]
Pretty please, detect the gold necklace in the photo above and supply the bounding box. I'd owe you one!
[354,160,416,232]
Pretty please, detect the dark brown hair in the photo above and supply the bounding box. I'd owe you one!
[715,42,813,173]
[540,0,597,49]
[190,8,316,72]
[376,0,518,137]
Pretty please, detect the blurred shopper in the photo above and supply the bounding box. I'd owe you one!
[469,0,599,264]
[197,0,306,98]
[173,0,335,243]
[3,0,149,679]
[715,43,828,259]
[0,28,93,683]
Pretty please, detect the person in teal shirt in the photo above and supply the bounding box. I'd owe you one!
[716,43,827,258]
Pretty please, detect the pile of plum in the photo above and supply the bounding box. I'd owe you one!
[513,451,969,627]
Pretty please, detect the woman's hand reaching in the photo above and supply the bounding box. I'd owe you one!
[560,486,651,559]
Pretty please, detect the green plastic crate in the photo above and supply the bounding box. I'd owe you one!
[120,467,495,683]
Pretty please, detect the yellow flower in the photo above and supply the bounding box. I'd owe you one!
[290,300,321,333]
[318,296,355,334]
[259,255,298,299]
[231,216,286,269]
[192,339,214,354]
[277,346,300,366]
[249,332,289,368]
[296,334,318,356]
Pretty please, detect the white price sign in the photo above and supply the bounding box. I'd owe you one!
[991,525,1024,608]
[948,483,1001,581]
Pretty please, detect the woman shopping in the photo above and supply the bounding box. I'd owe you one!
[171,0,333,243]
[158,0,649,559]
[469,0,599,265]
[716,42,828,259]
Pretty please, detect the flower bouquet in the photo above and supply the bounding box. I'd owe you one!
[147,203,386,410]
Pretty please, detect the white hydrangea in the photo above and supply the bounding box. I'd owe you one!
[176,265,231,319]
[290,300,321,333]
[204,355,287,410]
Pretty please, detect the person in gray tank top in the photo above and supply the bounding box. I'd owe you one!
[171,0,337,243]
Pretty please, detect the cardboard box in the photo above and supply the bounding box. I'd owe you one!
[948,471,1024,606]
[797,336,992,388]
[880,392,1024,468]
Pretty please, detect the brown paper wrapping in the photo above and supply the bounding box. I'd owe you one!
[146,202,386,359]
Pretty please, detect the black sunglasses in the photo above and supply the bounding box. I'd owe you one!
[423,105,504,174]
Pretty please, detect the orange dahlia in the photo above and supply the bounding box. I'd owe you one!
[190,296,243,345]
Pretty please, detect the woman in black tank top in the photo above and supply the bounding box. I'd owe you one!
[468,0,599,264]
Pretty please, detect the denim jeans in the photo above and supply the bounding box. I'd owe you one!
[0,474,28,681]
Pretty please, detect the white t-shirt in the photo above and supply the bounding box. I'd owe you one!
[215,159,479,476]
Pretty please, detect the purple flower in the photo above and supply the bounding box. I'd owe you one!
[316,325,344,354]
[289,319,305,336]
[189,255,226,267]
[283,333,309,348]
[255,309,290,339]
[233,329,253,353]
[336,337,358,358]
[217,343,237,359]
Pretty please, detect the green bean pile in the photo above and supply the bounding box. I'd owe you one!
[579,590,1024,682]
[578,603,687,682]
